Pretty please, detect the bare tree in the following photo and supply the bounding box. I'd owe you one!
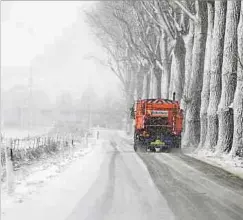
[198,1,214,149]
[202,1,227,151]
[217,0,241,154]
[160,30,171,99]
[85,0,243,159]
[85,2,137,133]
[231,3,243,157]
[142,0,194,101]
[180,13,194,137]
[183,0,207,148]
[114,1,164,98]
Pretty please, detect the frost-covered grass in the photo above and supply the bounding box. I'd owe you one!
[0,131,94,209]
[1,135,83,181]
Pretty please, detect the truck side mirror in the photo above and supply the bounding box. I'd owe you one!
[173,92,176,101]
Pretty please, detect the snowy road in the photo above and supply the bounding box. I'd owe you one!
[67,130,243,220]
[67,132,174,220]
[139,152,243,220]
[3,130,243,220]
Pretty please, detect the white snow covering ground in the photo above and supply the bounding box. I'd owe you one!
[189,150,243,179]
[2,130,175,220]
[2,128,243,220]
[2,138,104,220]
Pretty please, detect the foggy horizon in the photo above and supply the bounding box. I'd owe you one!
[1,1,121,102]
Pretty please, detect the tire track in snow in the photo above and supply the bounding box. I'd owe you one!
[139,153,243,220]
[66,141,117,220]
[119,133,243,219]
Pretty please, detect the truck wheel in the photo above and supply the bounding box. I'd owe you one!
[138,144,146,153]
[134,143,138,152]
[174,137,181,148]
[145,146,149,152]
[150,147,156,152]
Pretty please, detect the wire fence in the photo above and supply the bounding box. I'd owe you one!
[0,132,85,170]
[0,129,99,195]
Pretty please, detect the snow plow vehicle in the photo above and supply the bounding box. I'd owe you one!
[130,96,183,152]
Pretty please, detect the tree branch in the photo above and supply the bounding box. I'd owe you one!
[173,0,197,22]
[113,11,150,62]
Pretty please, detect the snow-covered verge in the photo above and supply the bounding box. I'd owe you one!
[1,132,86,181]
[186,150,243,179]
[1,138,102,220]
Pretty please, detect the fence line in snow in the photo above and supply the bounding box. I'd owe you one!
[0,133,86,168]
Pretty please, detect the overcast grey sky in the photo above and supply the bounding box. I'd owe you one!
[1,1,120,102]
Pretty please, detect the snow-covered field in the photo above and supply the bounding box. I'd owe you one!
[2,137,101,220]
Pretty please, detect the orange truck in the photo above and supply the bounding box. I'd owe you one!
[130,96,183,152]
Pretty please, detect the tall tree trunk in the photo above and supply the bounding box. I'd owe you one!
[203,1,227,151]
[169,58,175,99]
[142,64,150,99]
[181,19,194,110]
[171,35,186,101]
[198,2,215,149]
[154,65,162,98]
[231,4,243,157]
[217,0,241,154]
[125,65,136,135]
[142,73,147,99]
[144,70,151,99]
[160,30,171,99]
[183,1,207,148]
[150,68,157,98]
[149,69,153,98]
[181,19,194,144]
[136,64,145,99]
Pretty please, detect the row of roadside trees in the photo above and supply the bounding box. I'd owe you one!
[86,0,243,158]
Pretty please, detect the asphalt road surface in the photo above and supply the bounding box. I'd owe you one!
[66,130,243,220]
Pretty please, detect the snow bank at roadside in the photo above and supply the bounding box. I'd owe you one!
[188,150,243,179]
[2,139,104,220]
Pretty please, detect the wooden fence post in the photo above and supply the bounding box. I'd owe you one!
[62,137,65,160]
[5,139,15,194]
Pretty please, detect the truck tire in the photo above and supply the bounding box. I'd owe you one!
[173,136,181,148]
[134,143,138,152]
[136,144,146,153]
[150,146,156,152]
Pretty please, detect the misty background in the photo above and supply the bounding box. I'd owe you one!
[1,1,125,137]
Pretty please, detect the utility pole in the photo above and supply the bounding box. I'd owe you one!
[0,1,2,217]
[88,102,92,130]
[28,65,33,137]
[87,75,92,132]
[0,2,2,215]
